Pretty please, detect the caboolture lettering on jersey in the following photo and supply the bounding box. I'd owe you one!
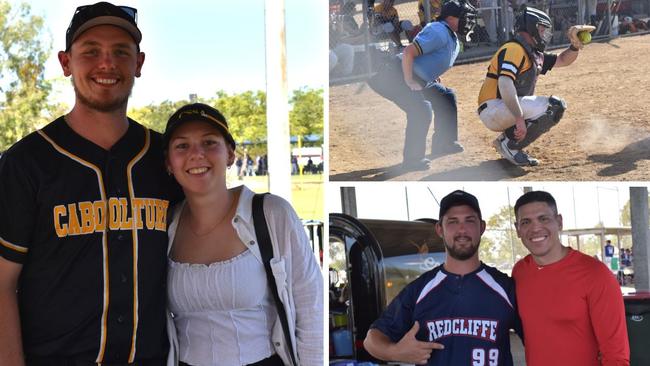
[427,318,499,342]
[53,197,169,237]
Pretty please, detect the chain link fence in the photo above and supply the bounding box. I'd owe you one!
[330,0,650,85]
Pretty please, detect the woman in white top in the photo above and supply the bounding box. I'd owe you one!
[163,103,323,366]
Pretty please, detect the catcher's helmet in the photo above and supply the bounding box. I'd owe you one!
[438,0,478,39]
[515,6,553,51]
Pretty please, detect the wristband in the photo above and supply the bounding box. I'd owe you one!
[569,44,580,51]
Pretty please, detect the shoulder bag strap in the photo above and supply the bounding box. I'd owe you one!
[252,193,298,366]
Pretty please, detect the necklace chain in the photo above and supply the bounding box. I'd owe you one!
[186,193,237,237]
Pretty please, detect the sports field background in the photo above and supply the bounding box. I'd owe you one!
[228,174,324,221]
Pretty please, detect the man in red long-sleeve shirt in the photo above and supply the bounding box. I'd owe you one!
[513,191,629,366]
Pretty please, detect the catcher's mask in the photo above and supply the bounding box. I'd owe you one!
[515,5,553,51]
[438,0,478,41]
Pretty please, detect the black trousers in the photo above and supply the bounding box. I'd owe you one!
[179,353,284,366]
[367,57,459,162]
[25,357,166,366]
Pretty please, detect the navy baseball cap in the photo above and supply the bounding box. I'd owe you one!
[164,103,236,150]
[66,2,141,51]
[439,190,482,220]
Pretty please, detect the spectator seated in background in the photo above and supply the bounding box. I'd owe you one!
[619,15,649,34]
[305,157,315,174]
[330,0,365,76]
[407,0,443,39]
[419,0,442,27]
[370,0,414,47]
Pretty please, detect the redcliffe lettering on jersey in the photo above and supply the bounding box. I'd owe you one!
[53,198,169,237]
[427,318,498,342]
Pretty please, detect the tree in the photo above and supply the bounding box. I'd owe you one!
[481,205,529,270]
[126,87,325,156]
[617,196,646,251]
[620,196,650,227]
[0,1,63,151]
[565,235,603,258]
[128,99,188,133]
[290,87,323,142]
[211,90,267,147]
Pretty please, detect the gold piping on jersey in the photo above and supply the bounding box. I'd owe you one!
[35,130,111,363]
[126,128,150,362]
[0,236,28,253]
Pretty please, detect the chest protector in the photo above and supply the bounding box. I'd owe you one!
[508,34,544,97]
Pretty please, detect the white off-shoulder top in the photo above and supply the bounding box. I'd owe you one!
[167,249,277,366]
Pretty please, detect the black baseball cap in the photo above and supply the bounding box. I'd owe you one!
[439,190,482,220]
[164,103,236,150]
[66,2,141,51]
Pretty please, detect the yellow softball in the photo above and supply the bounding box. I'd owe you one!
[578,31,592,44]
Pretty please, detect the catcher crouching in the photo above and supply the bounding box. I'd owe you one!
[476,6,595,166]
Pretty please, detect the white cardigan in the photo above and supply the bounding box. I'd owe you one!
[166,185,323,366]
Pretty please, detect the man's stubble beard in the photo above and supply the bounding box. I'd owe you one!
[444,239,480,261]
[71,77,133,113]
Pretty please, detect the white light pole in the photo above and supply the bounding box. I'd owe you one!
[264,0,291,201]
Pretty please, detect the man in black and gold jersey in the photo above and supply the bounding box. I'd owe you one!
[0,3,180,365]
[477,6,595,166]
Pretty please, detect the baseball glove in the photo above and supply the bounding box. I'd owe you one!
[567,25,596,49]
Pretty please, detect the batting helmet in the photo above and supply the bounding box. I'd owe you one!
[438,0,478,39]
[515,6,553,51]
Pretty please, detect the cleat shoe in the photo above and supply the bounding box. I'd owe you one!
[493,135,539,166]
[401,158,431,171]
[513,150,539,166]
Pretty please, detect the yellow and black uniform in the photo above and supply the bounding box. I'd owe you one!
[418,0,442,25]
[0,117,181,364]
[373,3,399,24]
[478,35,557,106]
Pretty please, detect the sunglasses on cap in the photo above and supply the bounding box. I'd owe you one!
[65,2,142,51]
[72,4,138,23]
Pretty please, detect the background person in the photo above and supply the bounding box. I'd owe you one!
[513,191,630,366]
[418,0,443,27]
[370,0,413,47]
[578,0,599,25]
[163,103,323,366]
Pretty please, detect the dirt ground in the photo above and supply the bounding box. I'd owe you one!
[329,34,650,181]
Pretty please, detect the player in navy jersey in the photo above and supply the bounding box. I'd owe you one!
[364,190,521,365]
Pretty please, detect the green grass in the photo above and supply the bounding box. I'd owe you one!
[228,174,324,221]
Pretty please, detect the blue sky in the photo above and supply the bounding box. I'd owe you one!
[16,0,327,107]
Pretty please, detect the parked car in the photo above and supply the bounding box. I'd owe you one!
[329,213,445,362]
